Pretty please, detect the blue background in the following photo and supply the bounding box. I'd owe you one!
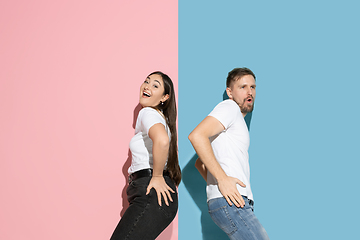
[178,1,360,239]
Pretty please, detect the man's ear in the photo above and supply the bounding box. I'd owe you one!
[226,87,233,99]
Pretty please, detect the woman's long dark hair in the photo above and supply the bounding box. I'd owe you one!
[148,71,181,186]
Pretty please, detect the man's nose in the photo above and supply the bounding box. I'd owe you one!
[247,88,252,95]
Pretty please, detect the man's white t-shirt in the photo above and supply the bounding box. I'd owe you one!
[128,107,170,174]
[206,99,254,201]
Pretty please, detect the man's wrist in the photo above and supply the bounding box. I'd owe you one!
[215,173,228,182]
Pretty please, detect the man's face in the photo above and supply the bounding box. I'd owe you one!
[226,75,256,116]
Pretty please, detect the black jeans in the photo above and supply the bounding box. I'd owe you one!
[110,175,178,240]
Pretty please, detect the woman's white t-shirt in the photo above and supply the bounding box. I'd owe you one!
[128,107,170,174]
[206,99,254,201]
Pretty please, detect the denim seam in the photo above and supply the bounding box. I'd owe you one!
[124,195,152,240]
[209,205,237,236]
[224,206,237,235]
[233,207,259,238]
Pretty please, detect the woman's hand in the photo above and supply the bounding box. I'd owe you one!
[146,176,175,206]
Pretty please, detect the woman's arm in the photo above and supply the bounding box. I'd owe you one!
[195,158,207,181]
[146,123,175,206]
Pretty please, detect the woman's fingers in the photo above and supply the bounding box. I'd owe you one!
[158,186,174,206]
[157,191,163,206]
[161,191,169,206]
[146,185,151,195]
[165,188,173,203]
[147,177,175,206]
[167,185,175,193]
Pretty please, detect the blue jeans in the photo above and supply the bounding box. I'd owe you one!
[110,176,178,240]
[208,196,269,240]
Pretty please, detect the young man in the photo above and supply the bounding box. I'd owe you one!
[188,68,269,240]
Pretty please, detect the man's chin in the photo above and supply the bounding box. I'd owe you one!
[240,105,254,114]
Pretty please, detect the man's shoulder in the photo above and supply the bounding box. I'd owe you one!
[213,99,239,112]
[209,100,241,128]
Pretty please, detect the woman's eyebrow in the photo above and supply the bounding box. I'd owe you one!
[154,79,162,85]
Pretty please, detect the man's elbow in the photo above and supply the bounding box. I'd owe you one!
[188,130,199,144]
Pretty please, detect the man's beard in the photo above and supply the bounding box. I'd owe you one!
[237,98,254,114]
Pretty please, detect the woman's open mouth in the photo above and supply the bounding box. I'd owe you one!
[143,91,151,97]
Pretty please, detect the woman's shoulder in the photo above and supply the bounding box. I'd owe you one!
[139,107,159,115]
[138,107,164,121]
[137,107,167,133]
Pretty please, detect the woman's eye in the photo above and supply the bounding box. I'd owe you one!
[153,85,159,88]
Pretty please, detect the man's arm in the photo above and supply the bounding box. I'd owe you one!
[188,116,246,208]
[195,158,207,181]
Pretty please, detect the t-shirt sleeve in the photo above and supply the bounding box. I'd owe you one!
[208,100,238,129]
[139,107,167,135]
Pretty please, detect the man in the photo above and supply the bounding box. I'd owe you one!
[188,68,269,240]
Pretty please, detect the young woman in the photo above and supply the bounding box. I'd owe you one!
[110,71,181,240]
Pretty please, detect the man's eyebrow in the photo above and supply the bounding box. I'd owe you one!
[240,83,256,87]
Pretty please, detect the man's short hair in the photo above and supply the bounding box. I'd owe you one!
[226,67,256,88]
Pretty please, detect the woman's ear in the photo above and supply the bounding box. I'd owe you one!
[161,94,169,103]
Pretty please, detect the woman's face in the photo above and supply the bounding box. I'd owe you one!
[139,74,169,107]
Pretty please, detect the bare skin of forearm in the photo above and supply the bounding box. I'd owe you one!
[195,158,207,181]
[152,140,169,177]
[189,116,246,207]
[147,123,175,206]
[190,133,245,207]
[189,133,228,182]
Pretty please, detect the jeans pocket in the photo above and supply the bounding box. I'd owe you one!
[158,197,178,219]
[152,180,178,219]
[208,204,237,235]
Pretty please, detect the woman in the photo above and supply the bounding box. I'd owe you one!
[110,71,181,240]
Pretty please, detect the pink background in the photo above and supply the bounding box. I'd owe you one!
[0,1,178,239]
